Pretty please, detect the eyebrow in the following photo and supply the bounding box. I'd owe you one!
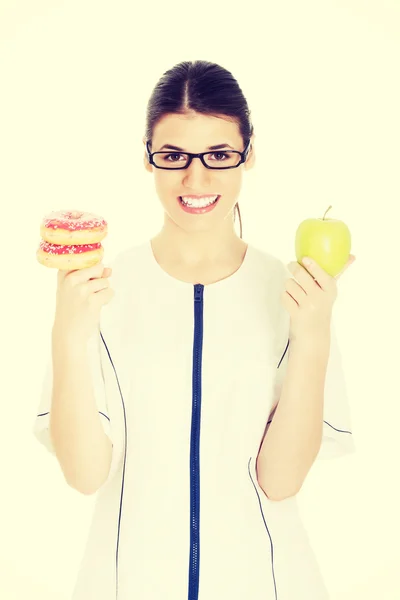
[158,143,234,151]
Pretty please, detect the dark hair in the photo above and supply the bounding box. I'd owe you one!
[144,60,254,239]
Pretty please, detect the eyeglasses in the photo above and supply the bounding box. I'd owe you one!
[145,139,251,170]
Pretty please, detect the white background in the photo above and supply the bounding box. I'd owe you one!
[1,1,399,598]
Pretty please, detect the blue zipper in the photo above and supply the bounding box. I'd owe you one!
[188,283,204,599]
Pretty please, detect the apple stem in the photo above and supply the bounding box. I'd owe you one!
[323,205,332,220]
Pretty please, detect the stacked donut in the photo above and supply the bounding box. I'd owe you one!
[37,210,108,270]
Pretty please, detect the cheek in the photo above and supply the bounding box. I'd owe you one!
[220,172,243,199]
[153,173,179,201]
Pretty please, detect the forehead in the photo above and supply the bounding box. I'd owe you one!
[152,113,241,150]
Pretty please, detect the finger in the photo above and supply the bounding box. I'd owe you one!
[102,267,112,278]
[289,260,324,294]
[346,254,356,268]
[92,286,115,305]
[84,276,111,294]
[282,289,300,309]
[65,261,106,285]
[57,268,69,284]
[285,277,306,304]
[299,258,332,292]
[334,254,356,280]
[89,267,112,283]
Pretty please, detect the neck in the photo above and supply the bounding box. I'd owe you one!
[152,217,244,267]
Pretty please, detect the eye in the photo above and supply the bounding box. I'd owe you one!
[209,152,230,161]
[165,153,185,162]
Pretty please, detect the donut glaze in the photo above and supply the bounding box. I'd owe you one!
[40,210,108,245]
[36,239,104,270]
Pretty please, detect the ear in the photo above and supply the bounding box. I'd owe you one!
[143,137,152,173]
[244,134,256,171]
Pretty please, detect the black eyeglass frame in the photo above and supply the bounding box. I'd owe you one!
[145,139,252,170]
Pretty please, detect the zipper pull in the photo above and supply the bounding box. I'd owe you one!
[194,284,204,302]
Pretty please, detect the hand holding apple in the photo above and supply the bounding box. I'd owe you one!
[281,206,356,343]
[282,254,355,342]
[295,205,352,277]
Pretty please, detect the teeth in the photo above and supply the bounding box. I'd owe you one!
[181,195,218,207]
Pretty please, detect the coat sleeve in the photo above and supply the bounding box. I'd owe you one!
[272,317,356,460]
[33,328,112,456]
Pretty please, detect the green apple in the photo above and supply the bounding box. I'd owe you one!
[295,205,351,277]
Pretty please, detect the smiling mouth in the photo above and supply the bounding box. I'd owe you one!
[179,195,220,206]
[178,195,221,213]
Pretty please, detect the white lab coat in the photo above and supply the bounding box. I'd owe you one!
[33,240,355,600]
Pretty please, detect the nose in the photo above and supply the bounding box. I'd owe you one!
[183,156,212,187]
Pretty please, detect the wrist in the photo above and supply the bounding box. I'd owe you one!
[289,330,331,354]
[52,323,89,350]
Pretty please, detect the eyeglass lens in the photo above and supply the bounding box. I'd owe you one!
[153,151,242,169]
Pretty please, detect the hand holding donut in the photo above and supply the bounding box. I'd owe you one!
[37,210,108,270]
[37,209,113,342]
[53,262,114,344]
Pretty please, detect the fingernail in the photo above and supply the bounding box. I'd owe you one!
[302,257,313,266]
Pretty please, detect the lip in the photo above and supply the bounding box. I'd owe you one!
[180,194,220,198]
[178,195,220,214]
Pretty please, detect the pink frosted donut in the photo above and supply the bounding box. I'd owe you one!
[36,240,104,270]
[40,209,108,245]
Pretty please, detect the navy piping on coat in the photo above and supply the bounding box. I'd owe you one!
[267,338,353,434]
[248,457,278,599]
[248,335,354,600]
[36,303,354,600]
[99,330,127,600]
[37,332,127,600]
[36,411,110,423]
[246,339,294,600]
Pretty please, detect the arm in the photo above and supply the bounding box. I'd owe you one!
[50,328,112,495]
[257,331,330,501]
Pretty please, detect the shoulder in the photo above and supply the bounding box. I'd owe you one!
[247,242,291,288]
[247,243,291,351]
[107,241,148,281]
[99,242,148,329]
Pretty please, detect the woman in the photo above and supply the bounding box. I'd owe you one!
[34,60,355,600]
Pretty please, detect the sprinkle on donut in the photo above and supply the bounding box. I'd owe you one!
[42,210,108,231]
[39,240,102,255]
[37,208,108,270]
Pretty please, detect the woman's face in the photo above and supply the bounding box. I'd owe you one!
[143,112,255,234]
